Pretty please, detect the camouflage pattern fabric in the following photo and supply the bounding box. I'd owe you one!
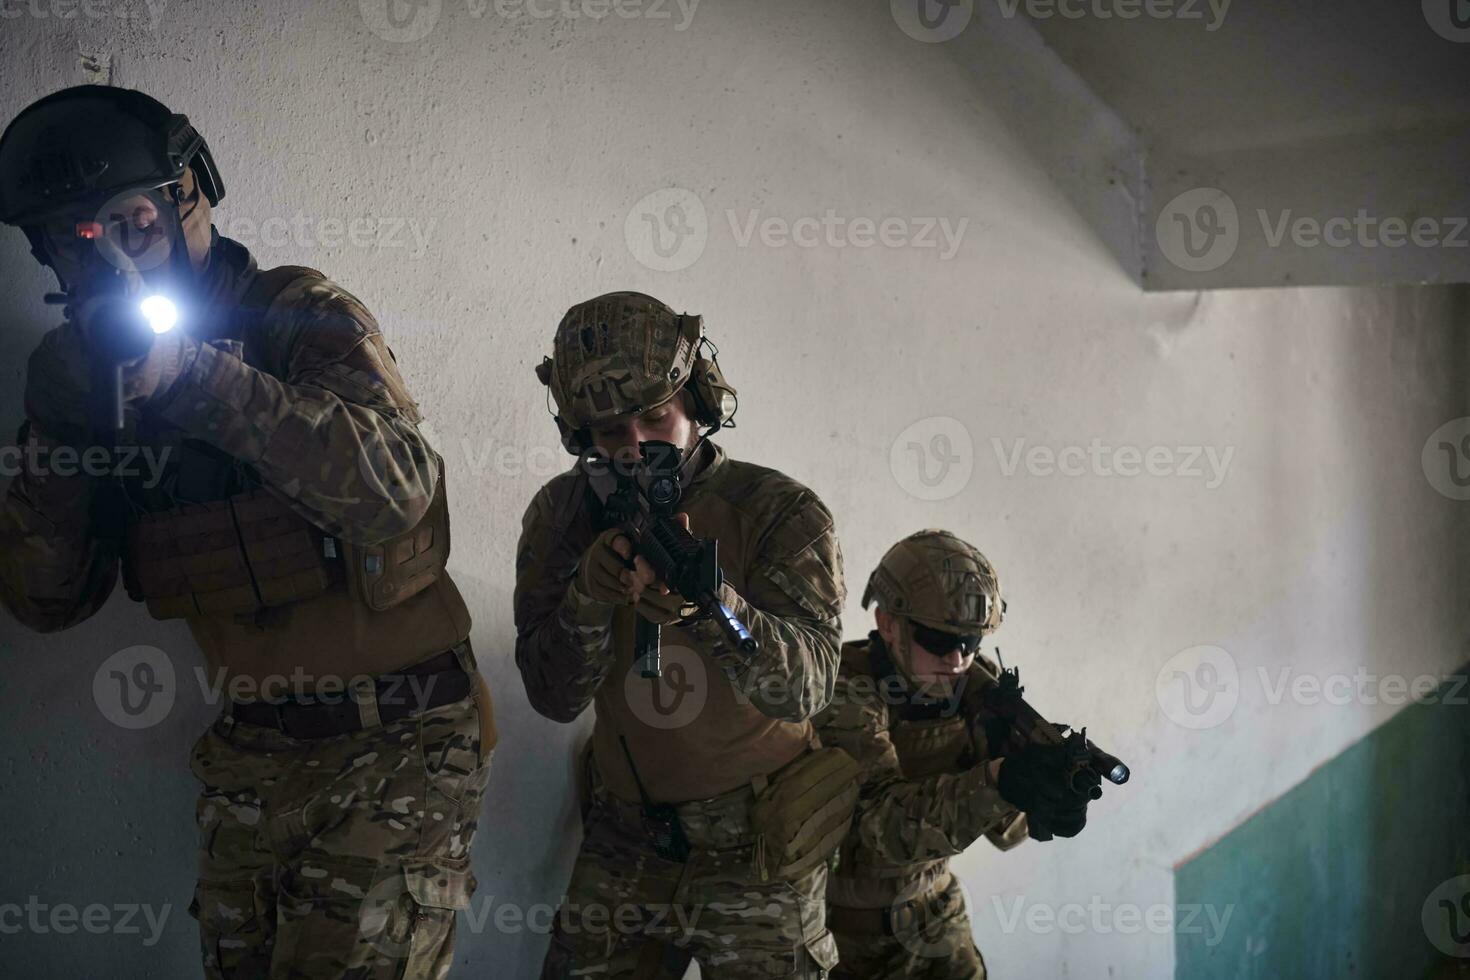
[152,257,439,543]
[817,638,1021,885]
[0,233,483,979]
[829,874,985,980]
[189,690,492,979]
[540,777,838,978]
[860,530,1004,636]
[516,433,844,974]
[514,442,845,803]
[0,235,441,632]
[814,636,1026,977]
[514,442,844,730]
[542,291,700,432]
[0,421,117,631]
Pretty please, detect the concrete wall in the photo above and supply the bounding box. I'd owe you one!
[0,2,1466,977]
[1175,668,1470,979]
[1025,0,1470,290]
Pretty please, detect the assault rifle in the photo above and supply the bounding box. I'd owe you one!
[980,660,1130,841]
[49,231,181,432]
[600,440,757,678]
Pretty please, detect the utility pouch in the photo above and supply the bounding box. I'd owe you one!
[343,468,451,613]
[750,746,861,883]
[641,802,693,864]
[614,734,692,863]
[123,489,334,621]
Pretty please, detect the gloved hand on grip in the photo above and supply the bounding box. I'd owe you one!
[634,586,697,626]
[1024,804,1088,840]
[997,741,1094,840]
[575,527,656,605]
[119,327,198,406]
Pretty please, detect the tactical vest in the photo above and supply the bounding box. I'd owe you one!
[121,476,452,624]
[584,450,822,805]
[109,265,467,681]
[827,642,996,908]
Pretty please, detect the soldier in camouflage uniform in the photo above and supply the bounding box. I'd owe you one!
[515,291,846,977]
[814,531,1093,979]
[0,87,494,978]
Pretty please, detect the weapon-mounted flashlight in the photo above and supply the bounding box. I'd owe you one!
[81,292,181,431]
[139,294,178,334]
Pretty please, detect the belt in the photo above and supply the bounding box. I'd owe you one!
[592,786,757,872]
[827,872,955,936]
[596,787,658,830]
[227,648,472,739]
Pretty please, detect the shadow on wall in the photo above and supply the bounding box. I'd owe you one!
[1173,665,1470,979]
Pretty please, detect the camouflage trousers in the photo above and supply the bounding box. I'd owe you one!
[186,675,493,979]
[829,874,985,980]
[540,781,840,978]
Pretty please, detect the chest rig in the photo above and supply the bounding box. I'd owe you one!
[870,640,982,780]
[111,265,450,624]
[829,638,992,895]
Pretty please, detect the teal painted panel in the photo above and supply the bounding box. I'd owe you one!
[1175,670,1470,980]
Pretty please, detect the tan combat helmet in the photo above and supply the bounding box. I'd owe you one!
[534,291,737,454]
[862,529,1005,636]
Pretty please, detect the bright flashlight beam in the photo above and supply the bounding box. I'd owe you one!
[139,294,178,335]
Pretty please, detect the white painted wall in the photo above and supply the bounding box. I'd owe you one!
[0,2,1465,978]
[1027,0,1470,290]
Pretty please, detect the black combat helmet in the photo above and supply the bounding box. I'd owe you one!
[0,85,223,225]
[0,85,224,281]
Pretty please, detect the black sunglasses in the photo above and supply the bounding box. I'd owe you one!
[909,622,983,655]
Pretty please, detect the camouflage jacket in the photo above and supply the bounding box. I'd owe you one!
[816,633,1026,907]
[0,235,441,634]
[513,442,846,803]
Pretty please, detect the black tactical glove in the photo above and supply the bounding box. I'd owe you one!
[997,741,1094,839]
[1025,804,1088,840]
[977,713,1013,758]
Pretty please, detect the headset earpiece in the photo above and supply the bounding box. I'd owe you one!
[556,417,591,456]
[537,356,591,454]
[688,349,737,430]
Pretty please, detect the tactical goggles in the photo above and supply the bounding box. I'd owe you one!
[909,621,983,656]
[35,182,194,276]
